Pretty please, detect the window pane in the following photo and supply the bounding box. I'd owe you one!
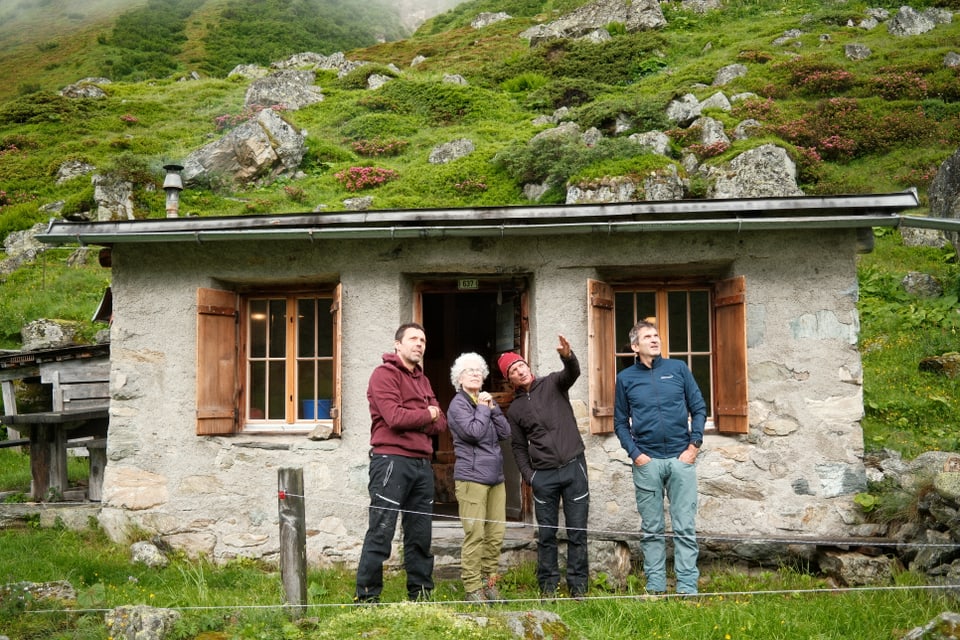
[298,358,316,398]
[668,291,688,352]
[317,297,333,356]
[267,361,286,420]
[249,361,266,419]
[691,291,711,352]
[617,354,635,372]
[297,298,316,358]
[636,292,657,326]
[614,292,634,354]
[317,359,333,398]
[249,299,268,358]
[691,354,712,416]
[269,299,286,358]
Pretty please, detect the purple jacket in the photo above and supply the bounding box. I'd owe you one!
[446,390,512,485]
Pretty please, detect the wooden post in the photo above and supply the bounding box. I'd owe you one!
[30,424,51,501]
[278,467,307,618]
[87,438,107,501]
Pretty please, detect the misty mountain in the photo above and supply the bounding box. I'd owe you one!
[0,0,464,98]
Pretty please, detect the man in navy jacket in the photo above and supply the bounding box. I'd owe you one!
[614,321,706,595]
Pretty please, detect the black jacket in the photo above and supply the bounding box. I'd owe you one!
[507,353,585,483]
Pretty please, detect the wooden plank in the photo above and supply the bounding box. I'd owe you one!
[49,428,68,499]
[40,358,110,384]
[88,440,106,502]
[30,424,50,501]
[0,408,109,425]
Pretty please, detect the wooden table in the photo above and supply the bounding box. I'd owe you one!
[0,344,110,502]
[1,407,108,501]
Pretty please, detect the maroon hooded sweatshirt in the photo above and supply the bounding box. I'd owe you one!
[367,352,447,458]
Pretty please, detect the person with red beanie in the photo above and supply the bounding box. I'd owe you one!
[498,334,589,600]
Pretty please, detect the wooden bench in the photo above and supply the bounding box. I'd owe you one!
[0,345,110,501]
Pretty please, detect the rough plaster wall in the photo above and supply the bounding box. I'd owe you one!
[98,228,867,564]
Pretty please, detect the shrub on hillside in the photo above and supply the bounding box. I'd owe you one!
[351,137,409,158]
[200,0,406,77]
[501,72,550,94]
[763,97,941,160]
[536,34,670,86]
[523,77,609,112]
[339,114,420,141]
[772,57,856,98]
[304,138,356,166]
[357,79,503,125]
[494,135,655,190]
[0,92,85,124]
[867,70,929,101]
[334,166,399,191]
[572,95,671,135]
[337,64,399,91]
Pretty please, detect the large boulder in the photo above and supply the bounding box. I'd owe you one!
[244,70,323,110]
[182,108,306,187]
[887,6,937,37]
[92,173,136,221]
[928,147,960,256]
[105,605,181,640]
[705,144,804,198]
[59,77,111,99]
[21,319,81,351]
[520,0,665,45]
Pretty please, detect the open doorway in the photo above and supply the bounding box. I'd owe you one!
[416,277,529,522]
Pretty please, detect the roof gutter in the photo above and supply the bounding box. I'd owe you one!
[36,190,921,246]
[39,214,905,245]
[900,215,960,231]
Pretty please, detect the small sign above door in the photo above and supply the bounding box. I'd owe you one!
[458,278,479,290]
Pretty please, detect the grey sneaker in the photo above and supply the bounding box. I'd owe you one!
[483,584,502,602]
[465,588,487,604]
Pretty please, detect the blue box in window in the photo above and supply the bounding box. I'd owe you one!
[302,399,332,420]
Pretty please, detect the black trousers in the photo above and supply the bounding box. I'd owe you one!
[355,454,435,600]
[530,452,590,594]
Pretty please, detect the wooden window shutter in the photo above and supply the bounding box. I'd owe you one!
[330,283,343,435]
[196,287,239,435]
[587,279,616,434]
[713,276,749,434]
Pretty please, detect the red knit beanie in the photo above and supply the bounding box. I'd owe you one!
[498,352,525,379]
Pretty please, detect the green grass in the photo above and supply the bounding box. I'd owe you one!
[0,450,89,499]
[857,231,960,457]
[0,523,950,640]
[1,2,959,634]
[0,246,109,350]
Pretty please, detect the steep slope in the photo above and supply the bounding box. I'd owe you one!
[0,0,958,348]
[0,0,419,102]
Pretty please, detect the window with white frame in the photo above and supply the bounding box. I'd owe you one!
[587,277,747,436]
[196,285,342,436]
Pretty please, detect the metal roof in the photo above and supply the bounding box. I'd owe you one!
[37,190,931,246]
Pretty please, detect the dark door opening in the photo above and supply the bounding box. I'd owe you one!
[418,279,527,521]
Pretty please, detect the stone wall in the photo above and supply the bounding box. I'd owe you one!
[98,227,868,568]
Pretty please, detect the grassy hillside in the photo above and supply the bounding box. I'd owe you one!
[0,0,958,454]
[0,0,407,102]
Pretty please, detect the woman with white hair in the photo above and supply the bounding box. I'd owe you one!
[447,352,512,604]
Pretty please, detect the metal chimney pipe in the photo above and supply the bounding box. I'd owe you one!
[163,163,184,218]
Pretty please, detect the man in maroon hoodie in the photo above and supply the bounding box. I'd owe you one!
[355,323,448,603]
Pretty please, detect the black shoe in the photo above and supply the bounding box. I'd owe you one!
[409,588,432,602]
[539,587,558,602]
[570,587,587,602]
[354,593,380,604]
